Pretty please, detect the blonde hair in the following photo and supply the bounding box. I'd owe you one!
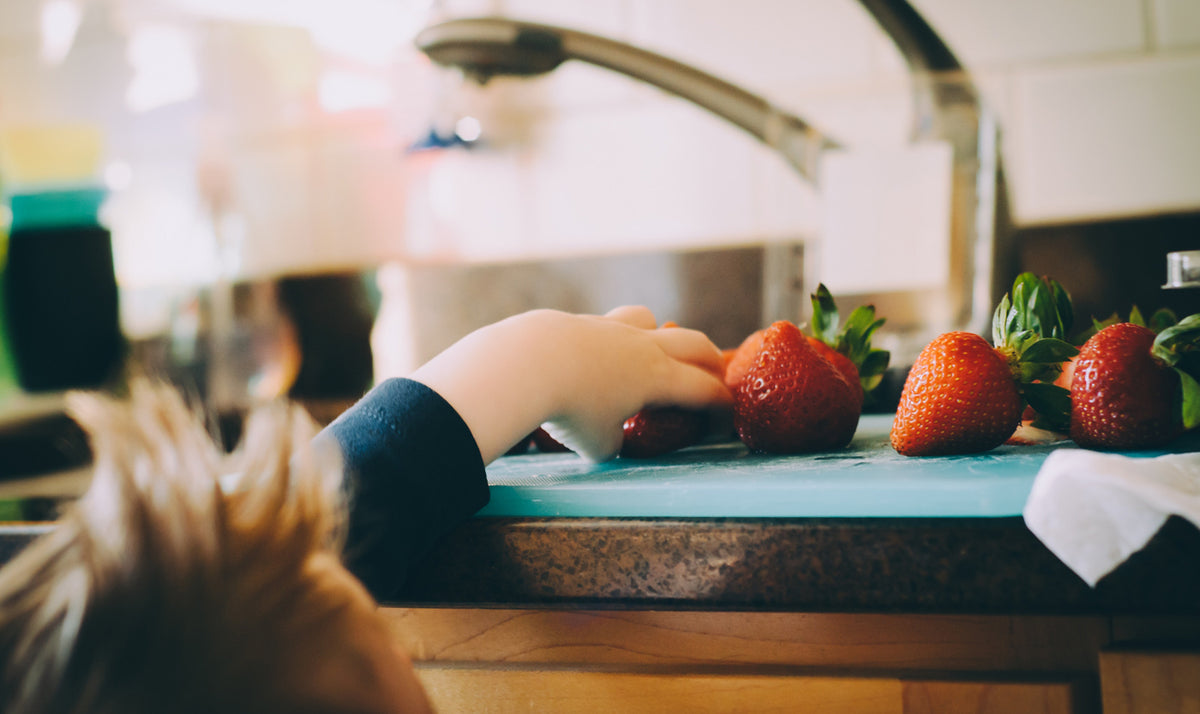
[0,380,379,714]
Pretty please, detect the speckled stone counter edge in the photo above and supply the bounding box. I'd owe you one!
[397,516,1200,614]
[5,516,1198,615]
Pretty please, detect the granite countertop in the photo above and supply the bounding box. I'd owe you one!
[3,413,1198,616]
[395,514,1200,613]
[4,510,1197,615]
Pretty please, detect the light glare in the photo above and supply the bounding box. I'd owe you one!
[455,116,482,142]
[39,0,82,65]
[125,24,199,113]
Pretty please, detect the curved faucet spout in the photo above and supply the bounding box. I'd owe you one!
[415,17,838,184]
[414,4,1001,359]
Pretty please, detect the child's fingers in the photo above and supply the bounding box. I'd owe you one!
[650,362,734,409]
[604,305,658,329]
[651,327,727,376]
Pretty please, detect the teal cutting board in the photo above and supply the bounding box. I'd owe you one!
[481,414,1196,518]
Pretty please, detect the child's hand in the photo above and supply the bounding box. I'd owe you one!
[410,307,732,463]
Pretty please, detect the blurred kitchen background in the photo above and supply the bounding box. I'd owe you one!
[0,0,1198,451]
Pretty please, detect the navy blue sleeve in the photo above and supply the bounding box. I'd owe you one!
[315,378,490,601]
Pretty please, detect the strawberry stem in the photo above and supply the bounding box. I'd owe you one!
[809,284,890,395]
[993,273,1080,429]
[1152,313,1200,430]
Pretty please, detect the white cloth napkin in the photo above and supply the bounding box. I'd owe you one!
[1023,448,1200,586]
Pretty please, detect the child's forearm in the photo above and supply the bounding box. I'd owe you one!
[409,311,557,464]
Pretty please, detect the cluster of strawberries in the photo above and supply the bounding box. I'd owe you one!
[891,274,1200,455]
[525,274,1199,460]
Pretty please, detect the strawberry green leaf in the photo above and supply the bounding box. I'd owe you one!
[1077,312,1121,345]
[839,307,885,364]
[1152,313,1200,367]
[1176,368,1200,431]
[1020,338,1079,364]
[992,294,1011,346]
[1009,329,1037,353]
[1025,283,1049,336]
[843,304,875,333]
[1051,280,1074,338]
[1024,275,1072,339]
[862,317,886,344]
[1159,312,1200,335]
[806,285,890,400]
[1078,307,1177,345]
[1012,273,1040,319]
[995,273,1075,350]
[1021,382,1072,433]
[1091,313,1120,332]
[810,284,839,344]
[859,349,890,379]
[1149,308,1179,333]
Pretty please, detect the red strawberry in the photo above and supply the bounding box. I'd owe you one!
[807,337,863,408]
[892,332,1025,455]
[1054,354,1078,390]
[1055,305,1177,398]
[892,273,1078,456]
[734,320,860,454]
[724,328,766,391]
[1069,320,1200,450]
[620,407,709,458]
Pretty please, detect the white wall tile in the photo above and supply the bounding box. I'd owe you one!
[9,0,1200,282]
[774,76,914,150]
[500,0,632,39]
[819,141,954,294]
[751,148,818,241]
[402,147,531,261]
[909,0,1146,68]
[1152,0,1200,49]
[429,0,506,19]
[0,0,42,42]
[522,98,766,256]
[630,0,881,98]
[1011,54,1200,224]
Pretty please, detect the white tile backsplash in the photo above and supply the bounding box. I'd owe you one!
[404,146,531,260]
[1152,0,1200,49]
[909,0,1147,67]
[501,0,633,39]
[523,98,764,255]
[1013,53,1200,223]
[2,0,1200,287]
[819,141,954,294]
[631,0,882,96]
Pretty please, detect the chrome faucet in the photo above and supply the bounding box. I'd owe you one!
[414,2,999,362]
[416,15,840,184]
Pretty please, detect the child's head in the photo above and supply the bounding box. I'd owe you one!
[0,381,431,714]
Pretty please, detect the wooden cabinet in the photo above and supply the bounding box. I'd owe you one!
[413,669,1082,714]
[383,507,1200,711]
[384,609,1116,713]
[1100,647,1200,714]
